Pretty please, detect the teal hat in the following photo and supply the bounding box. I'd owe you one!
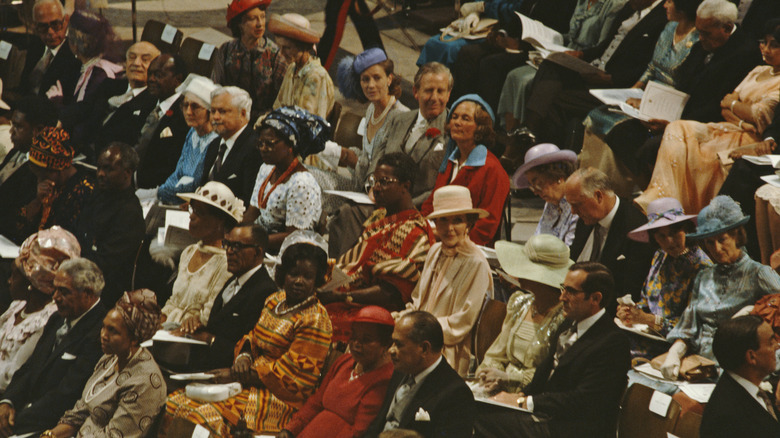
[448,94,495,124]
[686,195,750,240]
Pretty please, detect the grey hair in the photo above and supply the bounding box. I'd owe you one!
[33,0,65,16]
[697,0,737,26]
[211,86,252,116]
[571,167,614,197]
[413,62,453,91]
[58,258,104,297]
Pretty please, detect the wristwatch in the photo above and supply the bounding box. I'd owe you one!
[517,396,526,407]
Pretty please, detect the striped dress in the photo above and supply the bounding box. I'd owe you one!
[165,291,332,435]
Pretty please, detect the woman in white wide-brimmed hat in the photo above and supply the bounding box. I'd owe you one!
[617,197,712,359]
[475,233,572,393]
[398,185,493,376]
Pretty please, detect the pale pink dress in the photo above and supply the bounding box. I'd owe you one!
[635,66,780,214]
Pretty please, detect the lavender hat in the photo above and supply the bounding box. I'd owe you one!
[628,197,697,242]
[512,143,577,189]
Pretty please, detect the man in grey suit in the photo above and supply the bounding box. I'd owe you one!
[327,62,451,257]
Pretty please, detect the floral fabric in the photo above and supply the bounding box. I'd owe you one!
[534,198,578,246]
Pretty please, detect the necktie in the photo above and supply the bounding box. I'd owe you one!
[30,49,53,95]
[107,88,135,109]
[404,119,426,154]
[553,325,577,368]
[758,390,778,421]
[385,375,416,429]
[210,142,228,180]
[135,105,163,158]
[590,224,603,262]
[54,320,69,350]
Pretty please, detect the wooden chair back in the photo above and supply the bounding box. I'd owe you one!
[178,37,218,77]
[472,298,507,364]
[617,383,682,438]
[141,20,183,54]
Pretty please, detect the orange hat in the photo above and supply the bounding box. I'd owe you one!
[226,0,271,25]
[352,305,394,327]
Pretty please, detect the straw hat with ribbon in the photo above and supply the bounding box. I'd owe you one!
[495,234,573,289]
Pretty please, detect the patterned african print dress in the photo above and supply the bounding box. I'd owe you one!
[166,291,332,435]
[326,208,434,342]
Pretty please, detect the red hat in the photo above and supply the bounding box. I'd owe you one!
[226,0,271,25]
[352,305,394,327]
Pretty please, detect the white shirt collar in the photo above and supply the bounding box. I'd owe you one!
[158,92,181,114]
[576,308,605,337]
[413,356,442,384]
[598,196,620,229]
[236,262,264,287]
[413,111,426,127]
[639,0,663,19]
[130,85,147,97]
[47,40,65,57]
[222,124,248,159]
[67,299,101,328]
[727,371,767,409]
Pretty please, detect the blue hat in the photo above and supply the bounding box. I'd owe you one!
[686,195,750,240]
[448,94,495,124]
[258,106,330,159]
[337,48,388,102]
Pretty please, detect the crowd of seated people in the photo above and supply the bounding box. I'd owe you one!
[0,0,776,435]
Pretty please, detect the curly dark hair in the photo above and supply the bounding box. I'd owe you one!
[274,242,329,288]
[377,152,418,193]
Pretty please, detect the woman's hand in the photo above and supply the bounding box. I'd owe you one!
[231,354,254,382]
[564,50,584,59]
[617,305,654,327]
[459,1,484,16]
[0,403,14,438]
[180,315,203,334]
[720,92,740,109]
[490,391,523,407]
[276,430,295,438]
[477,368,510,394]
[209,368,233,384]
[45,80,63,102]
[625,97,641,109]
[661,340,688,380]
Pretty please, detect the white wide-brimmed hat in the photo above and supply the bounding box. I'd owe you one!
[495,234,573,289]
[178,181,245,223]
[426,185,489,220]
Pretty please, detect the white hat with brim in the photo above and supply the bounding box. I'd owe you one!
[628,197,697,242]
[177,181,246,224]
[426,185,489,220]
[495,235,573,289]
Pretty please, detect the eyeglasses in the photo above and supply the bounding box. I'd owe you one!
[35,19,64,33]
[560,284,586,296]
[222,239,261,253]
[367,175,399,187]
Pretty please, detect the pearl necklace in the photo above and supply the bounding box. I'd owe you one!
[274,295,317,316]
[369,97,395,126]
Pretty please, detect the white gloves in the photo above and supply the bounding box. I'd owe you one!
[459,1,485,16]
[461,12,480,32]
[661,340,688,380]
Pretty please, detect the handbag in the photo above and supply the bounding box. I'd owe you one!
[440,18,497,42]
[650,353,718,382]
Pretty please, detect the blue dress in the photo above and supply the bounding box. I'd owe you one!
[586,22,699,136]
[666,252,780,360]
[534,197,578,246]
[157,128,219,204]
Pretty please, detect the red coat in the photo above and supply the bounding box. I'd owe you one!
[421,145,510,245]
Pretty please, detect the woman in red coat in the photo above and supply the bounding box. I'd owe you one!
[278,306,394,438]
[421,94,510,245]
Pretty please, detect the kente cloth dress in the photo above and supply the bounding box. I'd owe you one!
[284,354,393,438]
[635,66,780,213]
[161,243,231,325]
[629,247,712,358]
[250,165,322,234]
[211,38,288,116]
[157,128,220,204]
[273,57,335,119]
[534,197,578,246]
[477,292,566,392]
[166,291,333,435]
[58,348,166,437]
[496,0,626,123]
[666,252,780,360]
[326,208,434,342]
[0,301,57,392]
[402,239,493,375]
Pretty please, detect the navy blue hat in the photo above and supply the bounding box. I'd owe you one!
[259,106,330,159]
[337,48,388,102]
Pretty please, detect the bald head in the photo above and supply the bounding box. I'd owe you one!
[125,42,160,88]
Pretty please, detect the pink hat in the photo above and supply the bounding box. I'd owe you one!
[16,226,81,294]
[628,197,697,242]
[512,143,577,189]
[352,305,394,327]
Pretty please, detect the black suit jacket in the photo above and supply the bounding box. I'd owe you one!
[524,313,630,438]
[700,372,780,438]
[200,266,276,369]
[136,96,190,189]
[3,303,107,434]
[201,126,262,204]
[582,2,668,87]
[678,28,762,123]
[569,198,653,301]
[18,39,81,98]
[734,0,780,40]
[364,359,475,438]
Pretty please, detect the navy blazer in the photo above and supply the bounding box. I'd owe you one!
[700,372,780,438]
[569,198,654,302]
[136,95,190,189]
[18,39,81,98]
[201,126,262,205]
[364,358,475,438]
[524,313,631,438]
[3,303,107,434]
[199,266,277,370]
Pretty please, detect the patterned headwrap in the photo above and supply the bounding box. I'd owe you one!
[256,106,330,159]
[115,289,162,343]
[16,226,81,295]
[28,127,73,170]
